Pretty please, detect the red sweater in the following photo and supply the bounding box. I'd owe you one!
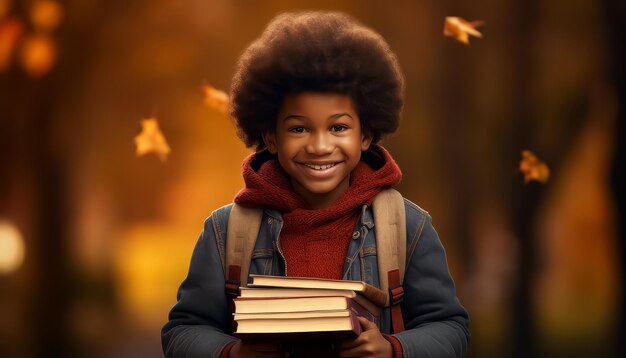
[234,144,402,279]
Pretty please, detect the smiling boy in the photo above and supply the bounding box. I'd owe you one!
[162,11,469,358]
[265,92,371,210]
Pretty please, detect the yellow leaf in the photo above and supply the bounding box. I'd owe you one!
[202,84,229,113]
[443,16,484,45]
[134,118,171,163]
[0,18,23,71]
[19,34,57,77]
[30,0,63,31]
[519,150,550,184]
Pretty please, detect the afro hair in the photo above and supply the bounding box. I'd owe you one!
[230,11,404,150]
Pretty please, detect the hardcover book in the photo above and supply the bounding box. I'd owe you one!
[248,274,387,307]
[233,296,376,322]
[238,287,380,316]
[234,308,365,341]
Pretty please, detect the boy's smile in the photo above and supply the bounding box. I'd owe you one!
[263,92,372,209]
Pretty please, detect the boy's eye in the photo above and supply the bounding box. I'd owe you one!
[331,125,347,132]
[288,127,306,133]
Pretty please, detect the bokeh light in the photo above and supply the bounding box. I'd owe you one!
[0,220,25,274]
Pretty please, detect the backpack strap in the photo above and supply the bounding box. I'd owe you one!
[373,188,406,333]
[224,204,263,321]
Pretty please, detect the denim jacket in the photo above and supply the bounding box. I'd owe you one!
[162,198,470,357]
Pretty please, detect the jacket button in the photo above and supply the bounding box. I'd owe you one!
[352,231,360,239]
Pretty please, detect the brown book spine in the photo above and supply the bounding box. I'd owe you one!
[348,309,363,336]
[347,298,376,325]
[359,284,388,307]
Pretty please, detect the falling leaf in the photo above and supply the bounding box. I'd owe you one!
[30,0,63,31]
[443,16,484,45]
[519,150,550,184]
[19,33,57,77]
[202,84,229,113]
[0,0,12,19]
[134,118,171,162]
[0,18,22,71]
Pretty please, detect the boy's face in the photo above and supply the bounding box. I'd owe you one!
[263,92,372,209]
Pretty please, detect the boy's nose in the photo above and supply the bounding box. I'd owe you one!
[305,132,334,155]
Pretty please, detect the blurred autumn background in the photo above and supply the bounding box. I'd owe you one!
[1,0,625,357]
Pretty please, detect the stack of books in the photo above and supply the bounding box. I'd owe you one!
[233,274,386,341]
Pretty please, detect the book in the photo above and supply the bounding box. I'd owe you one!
[234,309,362,341]
[248,274,387,307]
[234,295,376,321]
[234,310,352,320]
[239,287,380,316]
[234,295,376,323]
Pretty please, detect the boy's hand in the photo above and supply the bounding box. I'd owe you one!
[229,340,284,358]
[338,316,392,358]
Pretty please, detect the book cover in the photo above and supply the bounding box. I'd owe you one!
[248,274,387,307]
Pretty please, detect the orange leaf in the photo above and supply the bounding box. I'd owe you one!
[30,0,63,31]
[134,118,171,163]
[19,34,57,77]
[0,18,23,71]
[443,16,484,45]
[202,84,229,113]
[519,150,550,184]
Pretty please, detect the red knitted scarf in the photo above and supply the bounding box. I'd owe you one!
[234,145,402,279]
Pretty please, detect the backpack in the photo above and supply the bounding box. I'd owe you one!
[223,188,406,333]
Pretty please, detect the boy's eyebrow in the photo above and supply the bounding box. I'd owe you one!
[282,113,353,121]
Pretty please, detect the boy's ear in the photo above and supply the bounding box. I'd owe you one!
[262,132,278,154]
[361,131,373,151]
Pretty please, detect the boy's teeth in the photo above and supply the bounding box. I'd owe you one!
[305,163,335,170]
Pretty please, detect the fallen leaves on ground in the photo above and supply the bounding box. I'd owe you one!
[444,16,484,45]
[519,150,550,184]
[202,84,229,113]
[134,118,171,163]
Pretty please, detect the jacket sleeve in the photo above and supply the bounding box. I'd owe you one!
[161,215,237,357]
[393,212,470,357]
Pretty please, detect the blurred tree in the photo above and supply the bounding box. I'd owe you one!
[604,0,626,356]
[507,1,539,355]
